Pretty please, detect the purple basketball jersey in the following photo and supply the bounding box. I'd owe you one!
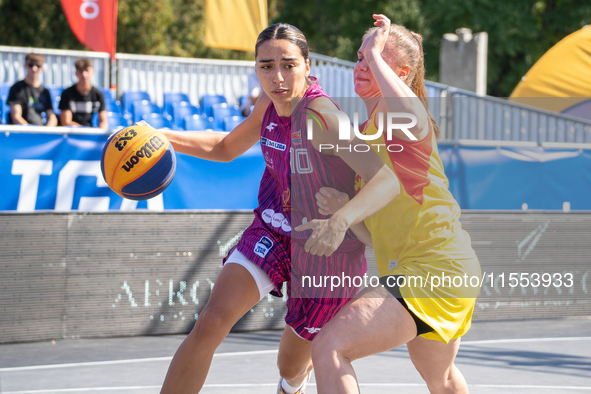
[225,79,367,340]
[257,78,359,249]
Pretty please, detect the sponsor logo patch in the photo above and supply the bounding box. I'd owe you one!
[292,130,302,143]
[262,209,274,223]
[260,209,291,232]
[388,260,398,271]
[305,327,321,334]
[254,236,274,258]
[264,151,274,169]
[261,137,286,151]
[266,122,278,132]
[282,189,291,212]
[281,218,291,232]
[271,213,285,229]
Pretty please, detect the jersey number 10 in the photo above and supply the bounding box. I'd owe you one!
[290,147,313,174]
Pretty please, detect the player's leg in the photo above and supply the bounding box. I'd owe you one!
[311,286,417,394]
[160,262,261,393]
[406,336,468,394]
[276,326,314,393]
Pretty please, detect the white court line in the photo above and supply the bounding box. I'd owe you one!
[3,383,591,393]
[0,387,161,394]
[1,336,590,373]
[360,383,591,390]
[461,336,591,345]
[0,349,278,372]
[469,384,591,390]
[0,357,172,372]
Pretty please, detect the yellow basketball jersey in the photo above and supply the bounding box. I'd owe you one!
[355,108,481,343]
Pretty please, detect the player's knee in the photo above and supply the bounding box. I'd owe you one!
[311,330,343,363]
[277,359,308,382]
[415,364,456,392]
[191,306,233,340]
[415,363,436,384]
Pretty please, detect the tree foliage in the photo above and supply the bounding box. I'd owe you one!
[273,0,425,60]
[421,0,591,96]
[0,0,589,96]
[0,0,84,50]
[274,0,591,96]
[0,0,252,60]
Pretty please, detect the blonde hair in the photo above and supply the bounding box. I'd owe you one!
[363,25,441,139]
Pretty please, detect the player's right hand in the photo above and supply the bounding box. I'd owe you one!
[316,187,350,216]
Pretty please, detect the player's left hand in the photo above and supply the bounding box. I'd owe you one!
[295,217,348,256]
[360,14,391,58]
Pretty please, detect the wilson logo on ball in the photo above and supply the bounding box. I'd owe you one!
[101,125,176,201]
[122,136,166,172]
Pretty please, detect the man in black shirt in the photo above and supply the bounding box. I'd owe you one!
[59,58,107,129]
[7,53,57,126]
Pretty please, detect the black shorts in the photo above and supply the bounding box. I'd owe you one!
[379,275,434,336]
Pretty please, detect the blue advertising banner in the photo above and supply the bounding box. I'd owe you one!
[1,130,589,211]
[0,131,265,212]
[439,144,591,210]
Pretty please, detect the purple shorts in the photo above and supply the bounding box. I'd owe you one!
[224,212,367,341]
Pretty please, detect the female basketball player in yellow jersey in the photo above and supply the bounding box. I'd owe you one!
[297,14,481,394]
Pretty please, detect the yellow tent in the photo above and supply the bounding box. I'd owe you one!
[509,25,591,117]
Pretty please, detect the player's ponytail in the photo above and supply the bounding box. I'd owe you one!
[408,31,441,140]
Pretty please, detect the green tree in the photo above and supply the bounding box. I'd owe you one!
[0,0,83,50]
[274,0,591,96]
[1,0,590,96]
[422,0,591,96]
[0,0,252,60]
[274,0,425,61]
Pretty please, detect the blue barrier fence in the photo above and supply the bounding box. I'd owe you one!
[439,143,591,210]
[1,130,589,212]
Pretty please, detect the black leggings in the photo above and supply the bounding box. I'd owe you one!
[379,275,434,336]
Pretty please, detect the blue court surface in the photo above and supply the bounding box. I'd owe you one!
[1,318,590,393]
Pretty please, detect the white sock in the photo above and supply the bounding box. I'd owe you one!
[281,378,303,394]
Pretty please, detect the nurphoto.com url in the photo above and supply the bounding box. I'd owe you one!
[302,271,575,293]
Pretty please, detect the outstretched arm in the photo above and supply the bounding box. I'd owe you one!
[159,93,271,162]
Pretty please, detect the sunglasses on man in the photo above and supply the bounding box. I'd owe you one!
[27,63,42,69]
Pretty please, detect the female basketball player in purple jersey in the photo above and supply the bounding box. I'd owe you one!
[158,24,399,394]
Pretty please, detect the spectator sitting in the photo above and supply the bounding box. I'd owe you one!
[59,58,107,129]
[7,53,57,126]
[240,71,262,117]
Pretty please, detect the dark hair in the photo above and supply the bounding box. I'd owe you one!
[25,53,44,64]
[255,23,310,62]
[74,58,93,71]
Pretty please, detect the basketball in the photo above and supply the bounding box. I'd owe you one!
[101,125,176,200]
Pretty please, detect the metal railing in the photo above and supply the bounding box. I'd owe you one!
[444,89,591,144]
[115,53,254,107]
[115,52,360,107]
[2,45,591,144]
[0,45,110,89]
[309,53,356,97]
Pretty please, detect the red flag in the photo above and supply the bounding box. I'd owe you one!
[60,0,118,60]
